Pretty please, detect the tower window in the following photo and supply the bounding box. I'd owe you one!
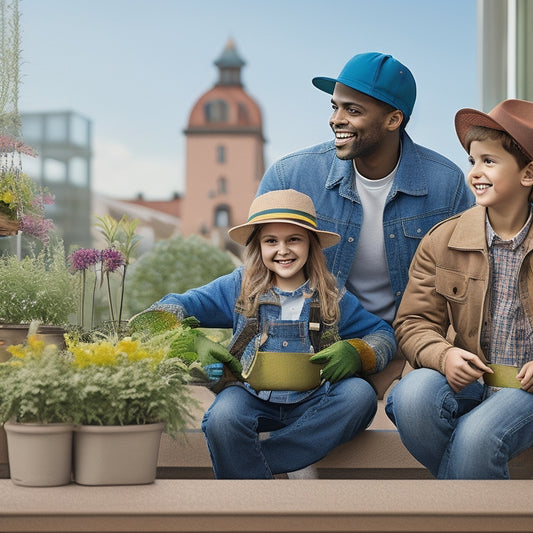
[218,177,227,194]
[237,102,249,124]
[214,205,230,228]
[205,99,228,123]
[217,145,226,163]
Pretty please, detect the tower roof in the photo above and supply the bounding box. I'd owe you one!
[185,39,263,134]
[214,38,245,70]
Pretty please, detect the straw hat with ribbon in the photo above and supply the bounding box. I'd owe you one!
[228,190,340,249]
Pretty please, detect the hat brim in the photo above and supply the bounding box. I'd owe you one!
[228,219,341,249]
[455,108,507,153]
[312,76,337,95]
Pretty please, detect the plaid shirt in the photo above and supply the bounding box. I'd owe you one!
[480,209,533,370]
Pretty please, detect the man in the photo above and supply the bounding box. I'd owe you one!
[258,52,473,325]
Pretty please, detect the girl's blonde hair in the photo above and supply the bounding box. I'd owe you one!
[236,226,340,325]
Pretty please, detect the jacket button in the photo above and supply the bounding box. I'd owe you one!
[453,287,458,294]
[282,341,288,347]
[389,234,395,239]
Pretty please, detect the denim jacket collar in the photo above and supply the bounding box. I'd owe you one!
[324,131,428,199]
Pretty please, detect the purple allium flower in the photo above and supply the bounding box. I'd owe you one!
[19,215,54,244]
[68,248,100,272]
[100,248,125,273]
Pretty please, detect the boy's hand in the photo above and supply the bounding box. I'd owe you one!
[444,347,492,393]
[517,361,533,393]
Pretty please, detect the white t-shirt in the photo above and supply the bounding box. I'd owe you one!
[346,162,397,324]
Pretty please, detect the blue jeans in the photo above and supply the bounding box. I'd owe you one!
[385,368,533,479]
[201,377,377,479]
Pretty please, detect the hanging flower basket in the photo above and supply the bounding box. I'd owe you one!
[0,212,18,236]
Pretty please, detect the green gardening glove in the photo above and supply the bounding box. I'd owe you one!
[173,329,243,380]
[309,340,362,383]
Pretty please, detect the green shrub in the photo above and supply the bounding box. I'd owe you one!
[0,240,78,325]
[125,234,236,315]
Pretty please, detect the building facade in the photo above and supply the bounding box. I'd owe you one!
[21,110,93,249]
[181,39,265,252]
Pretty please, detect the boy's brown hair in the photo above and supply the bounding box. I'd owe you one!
[464,126,532,169]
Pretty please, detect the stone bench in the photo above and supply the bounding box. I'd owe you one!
[155,385,533,480]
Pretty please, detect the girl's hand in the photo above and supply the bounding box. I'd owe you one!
[517,361,533,393]
[444,347,492,393]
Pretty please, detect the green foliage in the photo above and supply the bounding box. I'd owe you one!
[0,169,38,220]
[73,356,195,436]
[0,330,199,436]
[0,240,78,325]
[0,0,22,136]
[94,214,141,265]
[125,234,236,315]
[0,338,78,424]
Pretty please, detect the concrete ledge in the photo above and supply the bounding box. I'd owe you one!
[0,479,532,532]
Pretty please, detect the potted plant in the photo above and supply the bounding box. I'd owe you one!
[65,331,198,485]
[0,326,199,486]
[0,237,79,361]
[0,326,78,486]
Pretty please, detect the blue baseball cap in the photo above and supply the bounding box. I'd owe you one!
[312,52,417,123]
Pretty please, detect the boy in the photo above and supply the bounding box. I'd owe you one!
[385,99,533,479]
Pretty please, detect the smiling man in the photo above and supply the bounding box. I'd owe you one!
[258,52,474,325]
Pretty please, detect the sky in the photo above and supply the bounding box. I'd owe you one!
[17,0,479,200]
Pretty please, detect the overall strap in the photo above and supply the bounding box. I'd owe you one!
[229,292,339,358]
[227,317,258,360]
[309,292,340,352]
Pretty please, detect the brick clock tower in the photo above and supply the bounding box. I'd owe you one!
[181,39,265,251]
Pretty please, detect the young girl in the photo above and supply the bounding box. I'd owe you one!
[139,189,396,479]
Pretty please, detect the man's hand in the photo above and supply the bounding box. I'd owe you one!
[444,347,492,393]
[309,340,362,383]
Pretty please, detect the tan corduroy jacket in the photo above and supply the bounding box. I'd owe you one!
[393,205,533,374]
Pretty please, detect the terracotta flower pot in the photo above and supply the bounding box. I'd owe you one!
[4,421,73,486]
[73,422,164,485]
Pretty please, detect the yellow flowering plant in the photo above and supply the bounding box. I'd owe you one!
[64,333,198,436]
[0,325,198,436]
[0,327,78,424]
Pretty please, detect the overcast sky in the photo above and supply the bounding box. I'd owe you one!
[18,0,478,199]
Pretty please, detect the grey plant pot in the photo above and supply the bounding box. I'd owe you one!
[4,421,74,486]
[73,422,164,485]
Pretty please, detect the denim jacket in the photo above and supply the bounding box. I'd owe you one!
[257,132,474,315]
[155,266,396,403]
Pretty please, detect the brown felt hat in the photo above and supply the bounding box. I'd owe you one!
[228,190,340,249]
[455,99,533,160]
